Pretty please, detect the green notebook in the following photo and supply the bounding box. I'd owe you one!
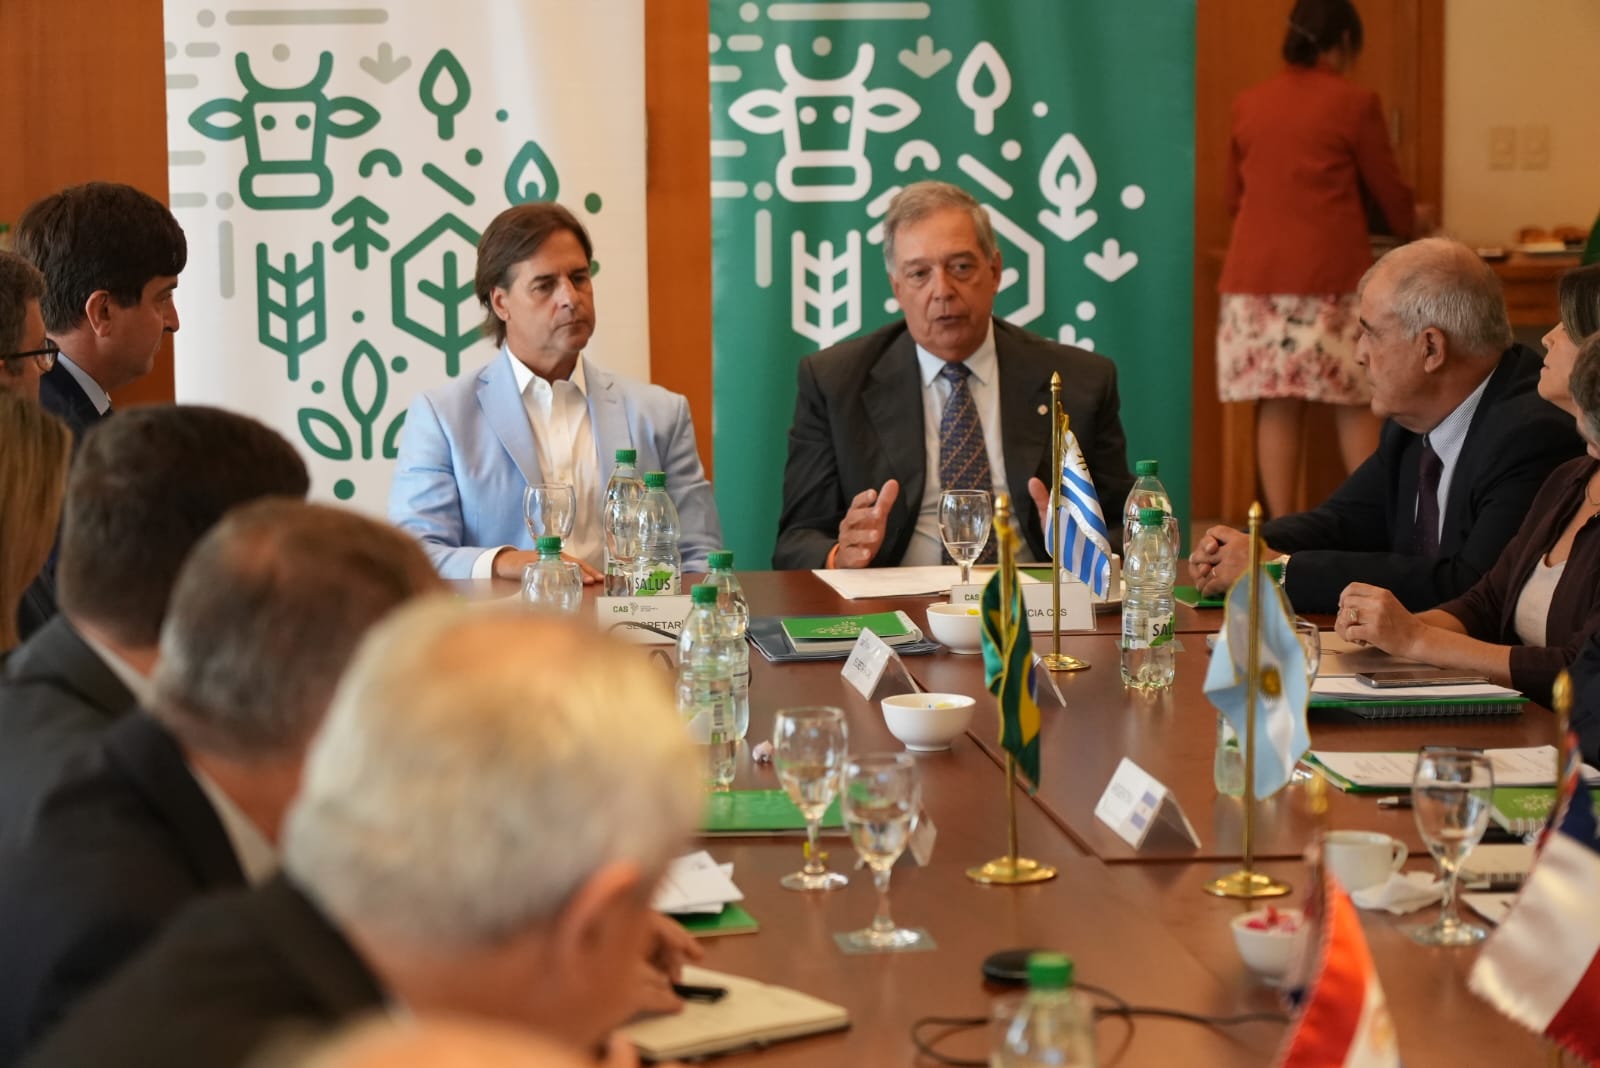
[1490,787,1555,835]
[701,789,844,835]
[781,611,913,642]
[676,903,760,938]
[1175,585,1225,608]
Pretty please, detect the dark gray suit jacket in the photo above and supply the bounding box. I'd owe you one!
[0,714,245,1061]
[37,364,106,444]
[774,318,1134,569]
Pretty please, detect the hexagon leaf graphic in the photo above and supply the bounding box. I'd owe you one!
[390,213,482,377]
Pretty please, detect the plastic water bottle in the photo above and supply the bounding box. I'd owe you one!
[1121,507,1175,690]
[1214,715,1244,797]
[521,536,581,615]
[603,448,645,597]
[1124,459,1179,558]
[992,952,1097,1067]
[706,550,750,740]
[633,471,681,596]
[678,584,736,790]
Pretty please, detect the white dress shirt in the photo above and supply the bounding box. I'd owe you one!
[191,769,278,886]
[1417,373,1492,543]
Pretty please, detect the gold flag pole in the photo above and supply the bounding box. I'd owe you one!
[968,493,1056,886]
[1553,670,1572,782]
[1205,502,1291,899]
[1041,373,1087,672]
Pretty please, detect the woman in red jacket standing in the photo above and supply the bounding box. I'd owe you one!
[1217,0,1415,518]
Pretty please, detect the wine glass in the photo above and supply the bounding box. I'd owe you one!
[523,482,576,542]
[1409,746,1494,946]
[1293,617,1322,682]
[838,752,925,952]
[774,706,849,892]
[938,490,993,585]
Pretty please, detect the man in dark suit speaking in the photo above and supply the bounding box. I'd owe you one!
[774,181,1134,570]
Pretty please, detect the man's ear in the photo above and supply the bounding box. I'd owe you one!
[550,860,647,968]
[82,290,116,338]
[1419,326,1447,372]
[490,286,513,324]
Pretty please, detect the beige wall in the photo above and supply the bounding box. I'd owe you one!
[1443,0,1600,247]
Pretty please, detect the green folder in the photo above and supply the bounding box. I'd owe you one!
[1490,787,1555,834]
[701,789,843,834]
[1175,585,1225,608]
[780,611,912,642]
[676,903,760,938]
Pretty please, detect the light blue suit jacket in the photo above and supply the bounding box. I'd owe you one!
[388,353,723,579]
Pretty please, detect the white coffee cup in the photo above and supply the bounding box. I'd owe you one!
[1323,830,1408,891]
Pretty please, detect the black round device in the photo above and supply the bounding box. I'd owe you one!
[981,947,1049,987]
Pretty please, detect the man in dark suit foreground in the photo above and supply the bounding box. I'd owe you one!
[774,180,1133,570]
[0,501,440,1059]
[23,603,706,1068]
[1190,237,1583,614]
[0,406,309,845]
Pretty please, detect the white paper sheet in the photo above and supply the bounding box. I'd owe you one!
[1310,746,1600,789]
[652,851,743,915]
[1310,676,1521,701]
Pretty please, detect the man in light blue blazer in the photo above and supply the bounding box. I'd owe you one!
[389,203,721,581]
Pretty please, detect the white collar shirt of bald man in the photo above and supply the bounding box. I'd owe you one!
[1413,371,1490,548]
[903,320,1030,566]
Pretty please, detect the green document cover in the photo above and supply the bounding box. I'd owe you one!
[1175,585,1225,608]
[702,789,843,834]
[676,903,760,938]
[781,611,912,643]
[1490,787,1555,834]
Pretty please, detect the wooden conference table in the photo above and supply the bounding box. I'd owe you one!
[477,571,1548,1064]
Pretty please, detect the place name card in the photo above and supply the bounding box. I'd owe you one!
[1093,757,1201,851]
[596,595,694,644]
[841,628,914,699]
[951,581,1094,632]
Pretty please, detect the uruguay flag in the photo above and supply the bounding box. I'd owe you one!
[1045,429,1113,597]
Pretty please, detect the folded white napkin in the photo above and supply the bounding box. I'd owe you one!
[1350,871,1442,914]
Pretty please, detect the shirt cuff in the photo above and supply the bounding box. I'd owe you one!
[472,546,512,580]
[826,543,841,569]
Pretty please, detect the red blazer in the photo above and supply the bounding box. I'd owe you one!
[1219,67,1414,295]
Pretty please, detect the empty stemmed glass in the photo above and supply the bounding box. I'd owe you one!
[838,752,925,952]
[523,482,576,543]
[773,706,849,892]
[938,490,993,585]
[1289,618,1322,784]
[1409,746,1494,946]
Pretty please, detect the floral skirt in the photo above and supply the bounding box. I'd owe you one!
[1216,293,1368,405]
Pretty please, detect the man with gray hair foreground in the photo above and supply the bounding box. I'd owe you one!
[0,500,440,1060]
[23,602,704,1068]
[1190,236,1583,613]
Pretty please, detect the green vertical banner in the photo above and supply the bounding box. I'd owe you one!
[709,1,1195,565]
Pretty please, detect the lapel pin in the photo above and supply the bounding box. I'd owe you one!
[1037,404,1048,415]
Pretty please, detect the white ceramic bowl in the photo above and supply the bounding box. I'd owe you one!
[881,692,976,752]
[925,602,983,654]
[1230,908,1306,985]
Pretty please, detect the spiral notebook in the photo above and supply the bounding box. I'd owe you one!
[1309,676,1526,719]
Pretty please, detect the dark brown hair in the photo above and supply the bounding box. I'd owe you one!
[1558,262,1600,342]
[0,252,46,356]
[1283,0,1363,67]
[474,203,594,347]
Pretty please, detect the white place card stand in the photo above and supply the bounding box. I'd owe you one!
[595,595,694,644]
[951,582,1095,633]
[1093,757,1201,851]
[841,628,918,700]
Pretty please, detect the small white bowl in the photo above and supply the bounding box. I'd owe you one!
[881,692,976,752]
[925,602,982,654]
[1230,908,1307,985]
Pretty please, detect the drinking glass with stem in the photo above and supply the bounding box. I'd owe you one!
[839,752,925,951]
[1289,618,1322,784]
[523,482,577,543]
[938,490,993,586]
[773,706,849,892]
[1409,746,1494,946]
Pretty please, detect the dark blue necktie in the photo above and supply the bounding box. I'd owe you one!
[1414,438,1442,556]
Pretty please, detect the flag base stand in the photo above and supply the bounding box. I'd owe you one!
[1203,868,1291,899]
[967,855,1057,885]
[1040,652,1089,672]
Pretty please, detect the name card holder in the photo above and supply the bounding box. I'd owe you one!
[951,581,1095,632]
[1093,757,1201,851]
[841,628,917,700]
[596,595,694,644]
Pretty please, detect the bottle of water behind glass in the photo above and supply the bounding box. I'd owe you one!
[522,536,581,615]
[706,549,750,740]
[633,471,681,596]
[1123,459,1179,558]
[1121,507,1175,691]
[993,952,1097,1067]
[603,448,645,597]
[678,584,736,790]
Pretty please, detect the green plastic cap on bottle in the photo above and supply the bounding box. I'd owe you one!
[1135,459,1159,476]
[1026,952,1074,991]
[536,536,562,554]
[1137,507,1166,526]
[690,583,719,605]
[1265,560,1285,584]
[615,448,637,464]
[644,471,667,489]
[708,550,734,570]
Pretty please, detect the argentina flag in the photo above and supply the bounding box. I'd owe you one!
[1045,430,1113,597]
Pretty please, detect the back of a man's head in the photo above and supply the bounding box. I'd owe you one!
[284,601,700,946]
[150,500,441,762]
[58,405,310,648]
[1362,237,1513,360]
[14,182,187,334]
[0,251,46,357]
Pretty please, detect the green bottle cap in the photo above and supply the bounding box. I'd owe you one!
[536,535,562,554]
[1137,507,1166,525]
[1265,560,1285,584]
[1135,459,1159,476]
[690,583,719,604]
[615,448,637,464]
[644,471,667,489]
[707,550,733,570]
[1026,952,1073,990]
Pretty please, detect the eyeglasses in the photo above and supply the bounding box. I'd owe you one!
[2,339,59,374]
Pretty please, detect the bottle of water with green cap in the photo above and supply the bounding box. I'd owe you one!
[603,448,645,597]
[1124,458,1179,558]
[993,952,1097,1066]
[678,583,736,790]
[632,471,681,596]
[522,535,581,615]
[1121,507,1175,690]
[706,550,749,739]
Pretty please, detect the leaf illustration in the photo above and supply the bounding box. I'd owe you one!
[256,243,328,381]
[636,569,676,596]
[297,407,353,460]
[504,140,560,205]
[789,231,861,348]
[418,49,471,140]
[390,214,482,377]
[341,340,388,459]
[381,409,408,460]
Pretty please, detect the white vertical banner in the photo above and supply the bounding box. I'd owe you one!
[163,0,649,511]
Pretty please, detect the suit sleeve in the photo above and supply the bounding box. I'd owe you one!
[1265,448,1394,612]
[387,394,484,580]
[1351,90,1415,238]
[773,358,845,570]
[1571,632,1600,765]
[662,395,723,571]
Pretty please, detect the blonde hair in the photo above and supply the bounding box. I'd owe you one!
[0,393,70,650]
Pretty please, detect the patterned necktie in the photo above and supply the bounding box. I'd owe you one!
[938,362,997,564]
[1414,437,1443,556]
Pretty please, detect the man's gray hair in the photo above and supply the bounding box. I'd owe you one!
[1362,237,1512,358]
[150,500,440,761]
[881,181,998,273]
[283,600,703,948]
[0,252,45,355]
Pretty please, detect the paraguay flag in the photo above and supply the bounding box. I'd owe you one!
[1045,429,1113,597]
[980,564,1040,790]
[1469,742,1600,1063]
